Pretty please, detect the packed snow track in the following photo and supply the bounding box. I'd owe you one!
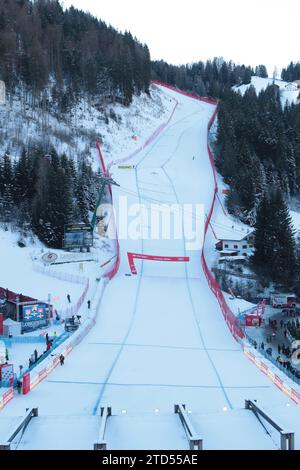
[1,85,300,450]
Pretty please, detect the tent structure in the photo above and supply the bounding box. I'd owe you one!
[3,318,21,337]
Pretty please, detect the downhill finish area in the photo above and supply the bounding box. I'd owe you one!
[1,84,300,450]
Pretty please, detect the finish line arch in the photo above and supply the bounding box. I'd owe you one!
[127,252,190,275]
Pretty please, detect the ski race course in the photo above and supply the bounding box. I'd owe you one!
[1,84,300,450]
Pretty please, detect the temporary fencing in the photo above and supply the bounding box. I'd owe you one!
[23,279,107,395]
[32,263,89,320]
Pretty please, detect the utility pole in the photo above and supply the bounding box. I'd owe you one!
[91,174,120,229]
[16,295,20,323]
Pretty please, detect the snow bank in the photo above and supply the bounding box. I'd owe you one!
[233,76,299,107]
[0,86,175,173]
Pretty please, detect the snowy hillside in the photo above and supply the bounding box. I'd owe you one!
[2,83,300,451]
[0,84,176,316]
[233,76,299,107]
[0,86,175,171]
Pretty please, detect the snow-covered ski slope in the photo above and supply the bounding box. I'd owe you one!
[1,84,300,450]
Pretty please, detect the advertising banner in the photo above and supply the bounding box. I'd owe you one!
[245,315,262,327]
[22,319,48,333]
[3,389,13,407]
[22,372,30,395]
[0,364,14,387]
[22,304,47,322]
[64,224,93,249]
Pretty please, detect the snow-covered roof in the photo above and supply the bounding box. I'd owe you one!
[218,228,255,242]
[219,256,247,262]
[3,318,19,325]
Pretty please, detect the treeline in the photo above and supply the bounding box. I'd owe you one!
[0,0,151,108]
[216,84,300,222]
[282,62,300,82]
[152,58,268,98]
[0,149,99,247]
[152,56,300,289]
[252,189,298,289]
[216,83,300,288]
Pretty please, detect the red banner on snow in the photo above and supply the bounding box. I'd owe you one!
[95,82,243,341]
[96,141,120,280]
[22,372,30,395]
[151,80,218,106]
[127,252,190,275]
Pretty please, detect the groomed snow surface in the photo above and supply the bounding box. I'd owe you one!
[1,84,300,450]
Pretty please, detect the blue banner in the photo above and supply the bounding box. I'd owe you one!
[22,304,47,322]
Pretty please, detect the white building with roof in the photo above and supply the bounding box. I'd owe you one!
[215,228,255,259]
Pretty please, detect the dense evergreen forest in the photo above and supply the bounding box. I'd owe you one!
[1,0,300,289]
[0,148,99,247]
[153,58,300,289]
[0,0,151,248]
[152,58,262,98]
[216,67,300,288]
[0,0,151,108]
[282,62,300,82]
[216,84,300,222]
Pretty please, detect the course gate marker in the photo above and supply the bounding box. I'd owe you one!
[127,252,190,275]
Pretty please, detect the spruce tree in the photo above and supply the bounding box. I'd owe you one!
[252,190,296,287]
[271,190,296,286]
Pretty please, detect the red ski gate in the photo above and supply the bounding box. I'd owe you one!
[152,82,243,341]
[127,252,190,275]
[98,80,244,340]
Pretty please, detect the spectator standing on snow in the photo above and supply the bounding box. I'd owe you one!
[87,300,91,310]
[17,379,22,395]
[67,294,71,303]
[59,354,65,366]
[34,349,38,363]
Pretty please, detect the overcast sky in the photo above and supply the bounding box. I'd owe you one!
[62,0,300,76]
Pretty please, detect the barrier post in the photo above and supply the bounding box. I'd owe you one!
[22,372,30,395]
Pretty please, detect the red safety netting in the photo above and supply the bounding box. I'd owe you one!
[203,106,244,341]
[107,100,178,171]
[96,94,179,281]
[152,81,243,341]
[0,388,14,411]
[151,80,217,105]
[96,142,120,280]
